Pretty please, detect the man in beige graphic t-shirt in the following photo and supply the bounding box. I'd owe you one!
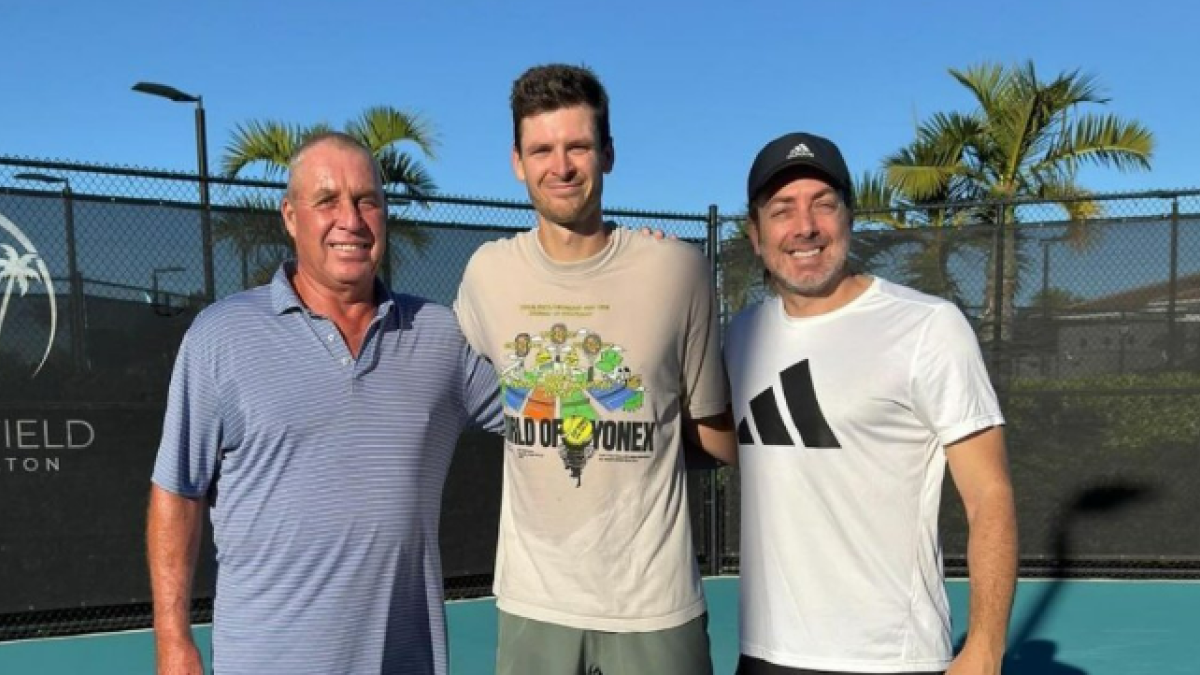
[455,64,737,675]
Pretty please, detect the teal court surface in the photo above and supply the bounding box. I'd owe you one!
[2,576,1198,674]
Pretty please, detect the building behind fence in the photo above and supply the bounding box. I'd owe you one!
[1,156,1197,639]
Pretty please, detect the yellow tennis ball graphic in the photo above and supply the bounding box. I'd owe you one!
[562,416,594,446]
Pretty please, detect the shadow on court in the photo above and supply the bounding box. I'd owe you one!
[991,483,1152,675]
[1004,639,1087,675]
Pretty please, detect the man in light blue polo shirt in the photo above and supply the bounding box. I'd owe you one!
[147,132,503,675]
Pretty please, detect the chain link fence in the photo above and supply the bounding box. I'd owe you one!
[3,155,1199,640]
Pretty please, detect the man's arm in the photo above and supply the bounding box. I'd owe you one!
[683,408,738,468]
[945,426,1017,675]
[147,485,206,675]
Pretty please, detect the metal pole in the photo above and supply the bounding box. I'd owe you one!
[1041,243,1051,319]
[705,203,721,576]
[990,205,1006,379]
[706,205,719,272]
[1041,241,1051,376]
[62,185,85,371]
[195,100,215,304]
[380,242,393,288]
[1167,198,1180,367]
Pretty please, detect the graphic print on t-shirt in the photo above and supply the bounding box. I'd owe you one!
[738,359,841,449]
[499,313,655,487]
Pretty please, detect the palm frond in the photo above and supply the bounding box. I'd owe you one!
[345,106,439,160]
[949,62,1007,118]
[377,149,438,200]
[1041,67,1108,109]
[1036,179,1104,247]
[853,171,908,229]
[1037,113,1154,173]
[885,160,963,202]
[221,120,301,178]
[297,122,337,145]
[915,111,983,151]
[887,113,991,200]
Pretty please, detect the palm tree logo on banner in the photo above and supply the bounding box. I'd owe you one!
[0,212,57,377]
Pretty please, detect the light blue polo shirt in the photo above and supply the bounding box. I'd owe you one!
[152,264,503,675]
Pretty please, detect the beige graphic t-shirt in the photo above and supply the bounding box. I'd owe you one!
[455,227,728,632]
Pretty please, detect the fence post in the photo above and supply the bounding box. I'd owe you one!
[1167,198,1180,367]
[705,204,723,576]
[196,106,216,305]
[990,203,1006,383]
[62,185,85,371]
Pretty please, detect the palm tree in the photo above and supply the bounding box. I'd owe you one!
[883,61,1153,341]
[218,106,439,286]
[0,244,43,342]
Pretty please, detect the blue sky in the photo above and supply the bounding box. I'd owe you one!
[1,0,1195,216]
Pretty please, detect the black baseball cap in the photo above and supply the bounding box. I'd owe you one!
[746,132,853,208]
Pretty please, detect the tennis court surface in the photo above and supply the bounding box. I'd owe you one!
[2,576,1198,674]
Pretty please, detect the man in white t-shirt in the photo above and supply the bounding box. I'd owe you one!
[454,63,737,675]
[725,131,1017,675]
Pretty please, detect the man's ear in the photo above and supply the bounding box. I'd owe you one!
[746,216,762,256]
[281,198,298,239]
[602,139,615,174]
[511,145,526,183]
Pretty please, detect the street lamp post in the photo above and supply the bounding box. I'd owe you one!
[14,172,85,371]
[132,81,215,305]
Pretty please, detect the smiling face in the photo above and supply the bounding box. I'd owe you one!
[749,171,855,313]
[583,333,601,356]
[281,140,386,301]
[512,104,613,231]
[515,333,531,357]
[549,322,569,344]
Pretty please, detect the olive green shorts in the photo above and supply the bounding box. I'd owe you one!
[496,610,713,675]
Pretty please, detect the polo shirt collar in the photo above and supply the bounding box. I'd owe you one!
[269,262,395,319]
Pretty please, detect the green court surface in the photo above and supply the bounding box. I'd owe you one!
[1,577,1197,674]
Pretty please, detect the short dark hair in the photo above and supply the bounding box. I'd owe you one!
[510,64,611,152]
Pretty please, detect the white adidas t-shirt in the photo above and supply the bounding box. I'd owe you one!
[725,277,1004,673]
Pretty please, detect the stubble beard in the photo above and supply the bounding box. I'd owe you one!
[531,188,601,232]
[770,252,849,300]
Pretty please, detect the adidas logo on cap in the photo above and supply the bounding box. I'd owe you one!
[785,143,814,160]
[747,131,854,206]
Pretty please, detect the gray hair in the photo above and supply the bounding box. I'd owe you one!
[285,132,382,198]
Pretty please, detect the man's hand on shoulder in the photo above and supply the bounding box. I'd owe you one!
[637,226,675,241]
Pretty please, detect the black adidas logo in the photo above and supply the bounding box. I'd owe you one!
[737,359,842,448]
